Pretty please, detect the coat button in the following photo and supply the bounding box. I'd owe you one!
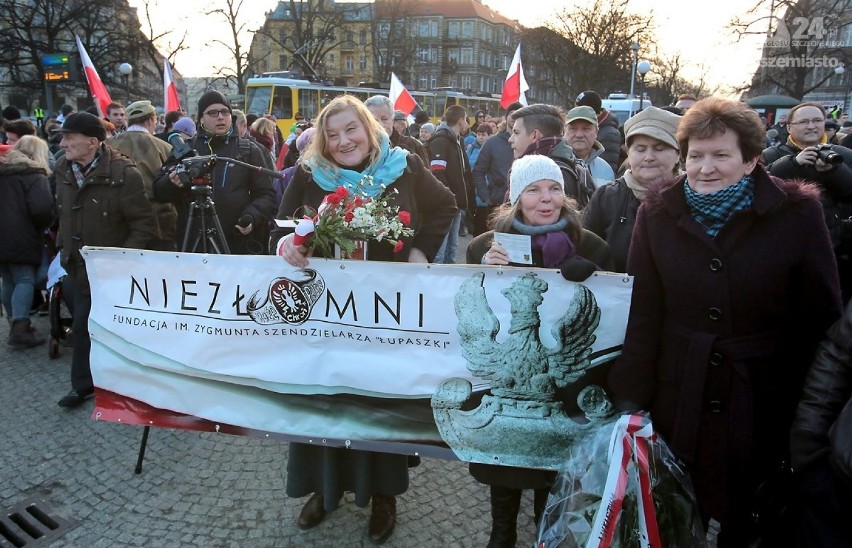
[708,400,722,413]
[710,258,722,272]
[708,307,722,321]
[709,352,723,366]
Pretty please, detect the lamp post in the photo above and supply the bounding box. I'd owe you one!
[637,60,651,111]
[118,62,133,102]
[629,41,639,98]
[835,65,850,113]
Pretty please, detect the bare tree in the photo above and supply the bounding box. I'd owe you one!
[547,0,656,96]
[207,0,253,94]
[253,0,361,82]
[731,0,851,99]
[371,0,419,84]
[522,26,585,106]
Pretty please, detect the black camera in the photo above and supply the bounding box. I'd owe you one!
[815,144,842,165]
[179,156,217,185]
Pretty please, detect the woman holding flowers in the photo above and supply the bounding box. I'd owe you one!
[271,94,456,544]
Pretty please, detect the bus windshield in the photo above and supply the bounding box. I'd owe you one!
[245,86,272,116]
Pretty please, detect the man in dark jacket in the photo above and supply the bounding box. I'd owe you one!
[576,90,622,173]
[428,105,474,263]
[471,102,522,235]
[508,104,595,208]
[54,112,156,407]
[761,101,852,301]
[153,90,277,255]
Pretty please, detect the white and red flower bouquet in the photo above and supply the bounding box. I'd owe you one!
[293,176,413,259]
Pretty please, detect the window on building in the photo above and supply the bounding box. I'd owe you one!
[484,25,492,42]
[448,48,460,64]
[419,21,429,36]
[447,77,457,88]
[378,23,390,38]
[448,21,459,39]
[360,55,367,71]
[278,54,288,70]
[430,75,438,88]
[460,48,473,65]
[278,29,287,44]
[360,29,367,45]
[431,21,439,37]
[420,75,429,89]
[346,31,354,43]
[345,55,354,72]
[462,21,473,38]
[461,75,471,89]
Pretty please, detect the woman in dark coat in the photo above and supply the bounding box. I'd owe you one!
[467,154,613,547]
[273,95,456,544]
[0,136,54,348]
[583,106,682,272]
[607,98,843,546]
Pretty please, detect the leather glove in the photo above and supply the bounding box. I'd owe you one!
[560,256,597,282]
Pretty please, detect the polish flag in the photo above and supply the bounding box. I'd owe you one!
[163,58,182,113]
[389,72,417,116]
[500,44,529,109]
[75,35,113,118]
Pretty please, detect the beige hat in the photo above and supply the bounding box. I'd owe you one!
[565,106,598,127]
[624,106,681,150]
[126,100,157,121]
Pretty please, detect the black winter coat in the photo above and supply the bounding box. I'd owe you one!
[582,177,639,272]
[472,130,513,206]
[596,108,623,174]
[0,152,54,265]
[428,126,475,210]
[153,129,277,255]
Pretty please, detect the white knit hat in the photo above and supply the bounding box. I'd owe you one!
[509,155,564,205]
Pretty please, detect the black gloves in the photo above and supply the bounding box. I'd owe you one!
[560,256,597,282]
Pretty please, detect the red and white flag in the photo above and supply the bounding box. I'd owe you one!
[74,35,113,118]
[500,44,529,109]
[163,57,182,113]
[389,72,417,116]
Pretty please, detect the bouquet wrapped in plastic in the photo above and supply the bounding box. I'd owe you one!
[536,413,706,547]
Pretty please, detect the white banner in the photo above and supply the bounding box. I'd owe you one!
[84,247,632,456]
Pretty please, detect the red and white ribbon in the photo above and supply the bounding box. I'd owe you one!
[587,414,661,548]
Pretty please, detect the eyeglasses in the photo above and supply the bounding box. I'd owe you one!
[204,109,231,118]
[788,118,824,127]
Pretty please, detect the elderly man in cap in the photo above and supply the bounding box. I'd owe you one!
[564,106,615,188]
[109,100,177,251]
[576,90,622,173]
[54,112,156,408]
[392,110,409,137]
[153,90,277,255]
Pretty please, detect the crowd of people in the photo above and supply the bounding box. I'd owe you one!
[1,88,851,547]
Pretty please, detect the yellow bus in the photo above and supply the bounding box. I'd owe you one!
[244,76,502,136]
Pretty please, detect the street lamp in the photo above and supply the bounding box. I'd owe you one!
[835,65,850,113]
[637,60,651,111]
[629,41,639,98]
[118,62,133,102]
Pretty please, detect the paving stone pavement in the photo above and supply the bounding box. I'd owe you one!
[0,234,545,547]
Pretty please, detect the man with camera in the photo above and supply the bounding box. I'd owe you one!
[108,100,177,251]
[153,90,277,255]
[762,101,852,301]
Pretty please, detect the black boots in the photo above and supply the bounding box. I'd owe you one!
[297,493,327,530]
[8,319,45,349]
[368,494,397,544]
[487,486,522,548]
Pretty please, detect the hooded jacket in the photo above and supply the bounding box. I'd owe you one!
[0,151,54,265]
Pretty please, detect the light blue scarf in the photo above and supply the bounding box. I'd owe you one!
[308,132,409,198]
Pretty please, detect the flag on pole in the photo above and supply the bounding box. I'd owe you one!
[500,44,529,109]
[74,35,113,118]
[163,57,182,113]
[389,72,417,116]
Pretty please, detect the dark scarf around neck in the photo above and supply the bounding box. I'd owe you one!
[511,217,575,268]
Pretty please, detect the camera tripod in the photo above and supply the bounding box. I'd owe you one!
[181,177,231,254]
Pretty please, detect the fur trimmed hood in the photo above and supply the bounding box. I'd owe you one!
[0,150,50,176]
[641,164,822,214]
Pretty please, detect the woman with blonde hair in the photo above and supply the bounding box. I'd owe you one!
[250,117,276,158]
[0,135,54,348]
[271,94,456,543]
